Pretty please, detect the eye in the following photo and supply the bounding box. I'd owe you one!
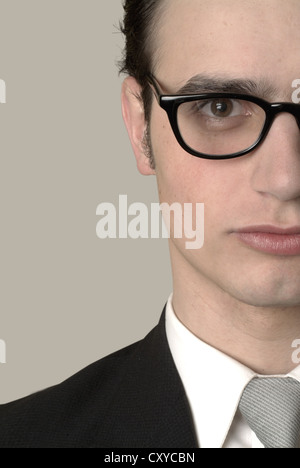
[210,99,234,117]
[198,98,246,118]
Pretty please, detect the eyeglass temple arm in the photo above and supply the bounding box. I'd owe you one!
[147,74,164,101]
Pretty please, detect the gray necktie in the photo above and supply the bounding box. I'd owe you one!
[239,377,300,448]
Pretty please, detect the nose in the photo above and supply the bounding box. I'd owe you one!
[251,113,300,202]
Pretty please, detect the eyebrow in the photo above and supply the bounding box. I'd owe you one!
[175,74,280,100]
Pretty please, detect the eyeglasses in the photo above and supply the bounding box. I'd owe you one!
[147,74,300,160]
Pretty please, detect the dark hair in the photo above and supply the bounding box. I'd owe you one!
[119,0,165,123]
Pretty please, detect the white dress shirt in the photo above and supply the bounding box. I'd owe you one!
[165,293,300,448]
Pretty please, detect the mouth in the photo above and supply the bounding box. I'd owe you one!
[232,225,300,256]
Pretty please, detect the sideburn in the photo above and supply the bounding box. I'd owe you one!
[142,122,156,170]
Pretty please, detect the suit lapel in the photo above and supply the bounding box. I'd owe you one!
[94,307,198,448]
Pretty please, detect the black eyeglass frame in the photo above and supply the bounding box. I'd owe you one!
[147,74,300,160]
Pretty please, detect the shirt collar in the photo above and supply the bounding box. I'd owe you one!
[165,293,300,448]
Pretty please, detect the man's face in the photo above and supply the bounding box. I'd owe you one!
[147,0,300,309]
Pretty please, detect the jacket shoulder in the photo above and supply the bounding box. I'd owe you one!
[0,309,197,448]
[0,340,141,448]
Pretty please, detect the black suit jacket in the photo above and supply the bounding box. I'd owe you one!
[0,308,198,448]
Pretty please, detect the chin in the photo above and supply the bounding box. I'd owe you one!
[231,284,300,309]
[219,259,300,309]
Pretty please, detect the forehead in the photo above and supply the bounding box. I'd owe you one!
[155,0,300,96]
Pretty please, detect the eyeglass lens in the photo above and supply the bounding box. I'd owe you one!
[177,97,267,157]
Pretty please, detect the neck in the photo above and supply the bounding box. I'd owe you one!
[171,255,300,376]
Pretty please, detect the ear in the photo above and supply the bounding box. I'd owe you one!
[121,76,156,175]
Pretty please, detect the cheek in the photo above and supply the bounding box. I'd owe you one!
[154,137,230,210]
[151,109,209,203]
[150,107,249,224]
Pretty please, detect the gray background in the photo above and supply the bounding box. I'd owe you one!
[0,0,171,403]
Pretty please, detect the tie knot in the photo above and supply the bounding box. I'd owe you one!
[239,377,300,448]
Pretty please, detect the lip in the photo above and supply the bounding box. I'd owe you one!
[232,225,300,256]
